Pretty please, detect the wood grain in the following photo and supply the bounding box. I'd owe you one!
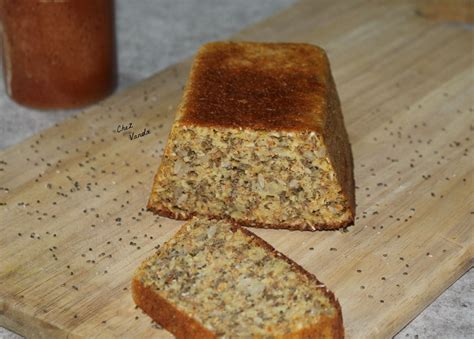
[0,0,472,338]
[416,0,474,23]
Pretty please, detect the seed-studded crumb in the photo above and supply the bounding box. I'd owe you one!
[132,218,343,338]
[150,126,352,230]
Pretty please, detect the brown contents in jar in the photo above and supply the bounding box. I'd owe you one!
[0,0,116,109]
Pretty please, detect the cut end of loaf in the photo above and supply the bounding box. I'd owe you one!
[132,218,344,338]
[148,125,354,230]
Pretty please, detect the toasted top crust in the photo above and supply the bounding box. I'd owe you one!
[177,41,332,132]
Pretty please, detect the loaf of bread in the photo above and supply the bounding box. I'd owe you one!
[132,218,344,338]
[148,41,355,230]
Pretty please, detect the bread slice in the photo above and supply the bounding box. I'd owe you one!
[148,41,355,230]
[132,218,344,338]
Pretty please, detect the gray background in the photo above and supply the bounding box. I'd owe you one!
[0,0,472,338]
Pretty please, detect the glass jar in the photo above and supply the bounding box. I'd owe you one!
[0,0,116,109]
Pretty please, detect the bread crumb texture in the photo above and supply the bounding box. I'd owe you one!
[133,218,343,337]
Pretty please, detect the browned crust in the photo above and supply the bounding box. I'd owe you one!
[320,67,356,218]
[178,41,330,132]
[147,200,353,231]
[132,219,344,338]
[132,277,216,339]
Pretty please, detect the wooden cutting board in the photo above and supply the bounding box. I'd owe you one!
[1,0,472,338]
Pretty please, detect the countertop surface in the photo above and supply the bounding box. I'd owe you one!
[0,0,472,338]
